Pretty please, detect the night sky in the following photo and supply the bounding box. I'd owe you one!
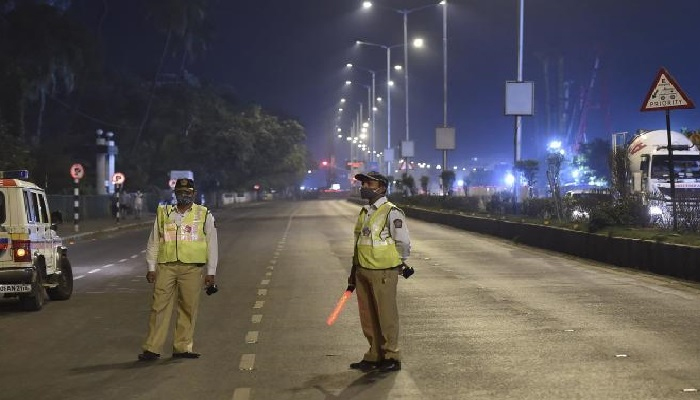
[78,0,700,172]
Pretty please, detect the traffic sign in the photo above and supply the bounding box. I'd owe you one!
[641,67,695,111]
[112,172,125,185]
[70,163,84,180]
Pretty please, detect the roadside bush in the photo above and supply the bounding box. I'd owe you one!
[521,197,555,218]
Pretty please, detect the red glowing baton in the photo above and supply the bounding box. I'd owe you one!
[326,286,354,326]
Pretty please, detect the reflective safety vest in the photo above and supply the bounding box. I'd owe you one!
[354,201,402,269]
[157,204,208,264]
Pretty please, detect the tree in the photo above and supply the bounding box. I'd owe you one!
[0,3,94,141]
[133,0,212,153]
[419,175,429,194]
[514,159,539,198]
[440,170,455,196]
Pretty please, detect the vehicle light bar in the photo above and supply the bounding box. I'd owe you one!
[0,170,29,179]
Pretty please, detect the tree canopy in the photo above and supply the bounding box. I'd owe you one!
[0,1,309,194]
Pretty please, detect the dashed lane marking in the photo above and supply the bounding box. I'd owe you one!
[260,279,270,285]
[74,275,85,280]
[239,354,255,371]
[102,263,114,269]
[119,258,128,263]
[253,301,264,309]
[257,289,267,296]
[88,269,100,274]
[265,272,272,276]
[252,314,262,324]
[232,388,251,400]
[130,255,138,259]
[245,331,259,343]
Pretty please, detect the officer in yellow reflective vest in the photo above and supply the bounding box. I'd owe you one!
[348,171,411,372]
[138,178,218,361]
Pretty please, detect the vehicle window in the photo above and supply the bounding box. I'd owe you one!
[0,192,5,224]
[24,190,37,223]
[35,192,49,223]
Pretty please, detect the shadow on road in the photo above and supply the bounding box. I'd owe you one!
[299,370,398,400]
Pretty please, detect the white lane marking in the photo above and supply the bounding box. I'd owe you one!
[74,275,85,280]
[239,354,255,370]
[683,388,698,392]
[267,266,274,270]
[130,255,138,259]
[273,251,279,257]
[119,258,128,263]
[102,263,114,269]
[88,269,100,274]
[232,388,251,400]
[260,279,270,285]
[265,272,272,276]
[140,250,146,253]
[257,289,267,296]
[253,301,264,309]
[270,260,277,265]
[245,331,259,344]
[252,314,262,324]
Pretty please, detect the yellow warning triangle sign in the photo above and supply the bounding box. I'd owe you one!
[641,67,695,111]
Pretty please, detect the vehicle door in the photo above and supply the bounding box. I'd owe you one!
[24,190,53,272]
[0,190,11,264]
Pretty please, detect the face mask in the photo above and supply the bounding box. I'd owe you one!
[360,187,381,199]
[175,192,194,206]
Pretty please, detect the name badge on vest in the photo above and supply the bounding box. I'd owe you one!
[362,227,371,236]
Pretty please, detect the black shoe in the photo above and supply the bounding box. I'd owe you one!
[349,360,379,371]
[378,358,401,372]
[137,350,160,361]
[172,351,201,359]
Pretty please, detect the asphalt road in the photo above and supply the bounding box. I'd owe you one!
[1,199,700,400]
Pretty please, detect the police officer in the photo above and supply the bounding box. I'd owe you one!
[138,178,218,361]
[348,171,411,372]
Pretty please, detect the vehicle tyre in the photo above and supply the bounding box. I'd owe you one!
[19,268,46,312]
[47,256,73,301]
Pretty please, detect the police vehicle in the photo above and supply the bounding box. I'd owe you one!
[0,170,73,311]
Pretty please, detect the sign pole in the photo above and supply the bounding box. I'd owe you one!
[640,67,694,231]
[69,163,84,232]
[73,178,79,232]
[666,109,677,231]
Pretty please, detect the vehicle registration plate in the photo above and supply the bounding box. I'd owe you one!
[0,284,31,293]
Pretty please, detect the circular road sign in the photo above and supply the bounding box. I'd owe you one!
[70,163,85,180]
[112,172,125,185]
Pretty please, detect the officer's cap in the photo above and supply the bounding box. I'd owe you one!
[354,171,388,187]
[174,178,195,191]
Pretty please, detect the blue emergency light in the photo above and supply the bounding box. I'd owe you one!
[0,170,29,179]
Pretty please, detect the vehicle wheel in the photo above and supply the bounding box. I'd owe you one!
[19,268,46,311]
[47,256,73,301]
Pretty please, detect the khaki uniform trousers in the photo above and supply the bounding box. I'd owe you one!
[143,262,203,354]
[355,266,400,362]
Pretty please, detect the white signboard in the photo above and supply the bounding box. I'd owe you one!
[505,81,534,116]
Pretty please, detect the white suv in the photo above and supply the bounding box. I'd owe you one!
[0,170,73,311]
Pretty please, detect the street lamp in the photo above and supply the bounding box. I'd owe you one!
[346,63,377,164]
[355,40,406,175]
[362,1,442,174]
